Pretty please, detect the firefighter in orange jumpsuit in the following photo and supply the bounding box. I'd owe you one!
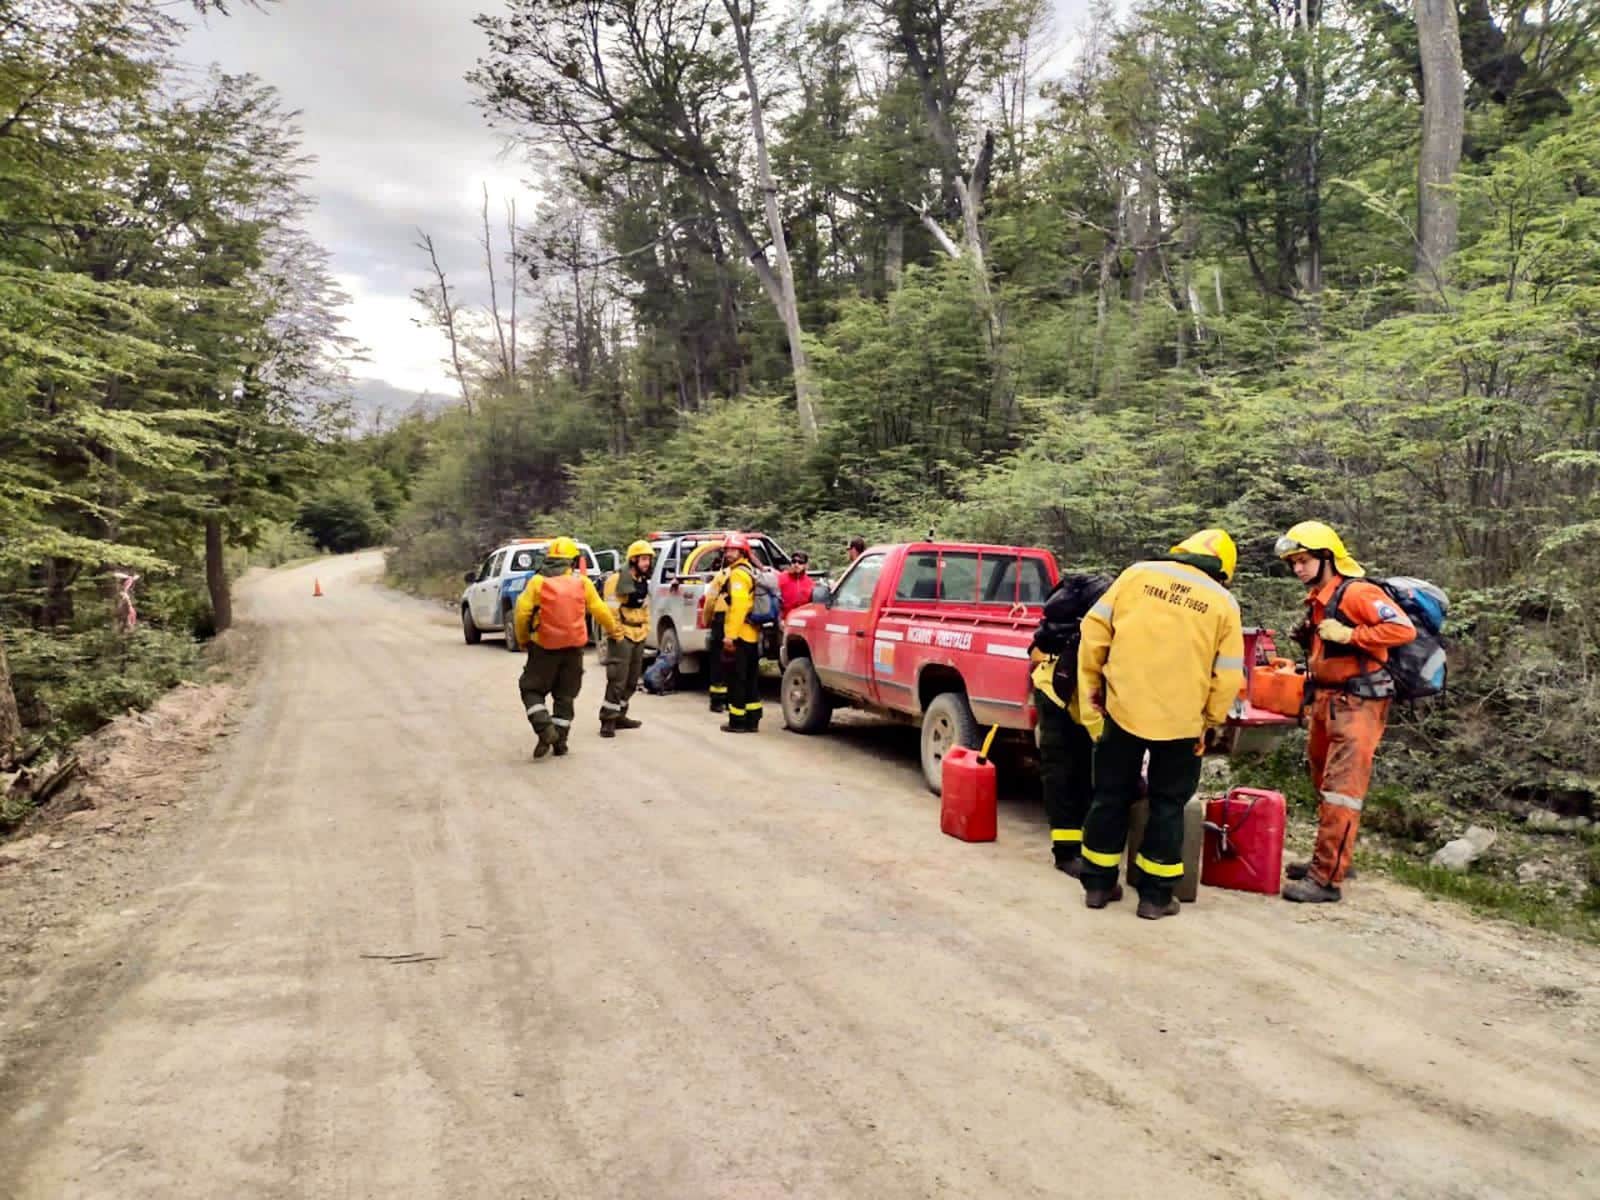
[1276,522,1416,903]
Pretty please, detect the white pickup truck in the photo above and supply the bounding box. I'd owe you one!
[643,530,825,675]
[460,538,604,650]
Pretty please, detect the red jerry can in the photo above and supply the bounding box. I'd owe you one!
[1202,787,1287,895]
[941,746,997,843]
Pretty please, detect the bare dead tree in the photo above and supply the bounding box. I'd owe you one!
[413,231,473,415]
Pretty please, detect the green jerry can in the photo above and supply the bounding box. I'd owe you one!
[1123,792,1206,904]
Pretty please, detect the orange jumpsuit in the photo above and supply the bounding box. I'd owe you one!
[1303,576,1416,886]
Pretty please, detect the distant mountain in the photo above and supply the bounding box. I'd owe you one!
[345,377,453,430]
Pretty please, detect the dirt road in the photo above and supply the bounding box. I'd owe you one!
[3,552,1597,1199]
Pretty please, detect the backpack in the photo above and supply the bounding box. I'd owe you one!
[1332,575,1449,701]
[642,647,678,695]
[740,562,784,627]
[1031,574,1112,699]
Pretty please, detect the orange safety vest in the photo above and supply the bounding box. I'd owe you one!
[537,574,588,649]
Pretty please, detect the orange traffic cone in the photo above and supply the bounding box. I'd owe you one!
[313,578,324,598]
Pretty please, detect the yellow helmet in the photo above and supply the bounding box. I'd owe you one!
[1275,520,1364,578]
[546,535,580,561]
[1170,528,1238,582]
[626,539,654,561]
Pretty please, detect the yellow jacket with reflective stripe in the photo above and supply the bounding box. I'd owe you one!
[512,572,619,650]
[1077,559,1244,741]
[1030,652,1104,739]
[603,570,650,643]
[705,566,730,617]
[723,562,760,644]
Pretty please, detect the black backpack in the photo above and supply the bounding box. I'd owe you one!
[1032,573,1112,698]
[1331,576,1449,702]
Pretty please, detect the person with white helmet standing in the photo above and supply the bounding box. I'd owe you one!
[1276,521,1416,903]
[511,537,619,759]
[599,540,656,738]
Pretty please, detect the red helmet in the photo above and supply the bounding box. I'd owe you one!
[722,532,751,557]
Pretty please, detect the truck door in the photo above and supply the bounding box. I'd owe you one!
[813,551,886,700]
[471,551,505,626]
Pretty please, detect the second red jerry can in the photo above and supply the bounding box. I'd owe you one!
[1202,787,1287,895]
[940,746,997,843]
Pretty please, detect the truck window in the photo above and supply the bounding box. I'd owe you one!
[831,552,885,612]
[476,554,497,582]
[980,555,1018,603]
[1018,557,1052,604]
[756,538,789,568]
[509,549,540,573]
[938,552,979,604]
[896,552,940,601]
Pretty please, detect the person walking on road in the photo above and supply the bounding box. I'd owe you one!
[1276,521,1416,904]
[720,534,764,734]
[600,540,655,738]
[511,537,619,759]
[1029,573,1111,878]
[1076,529,1245,920]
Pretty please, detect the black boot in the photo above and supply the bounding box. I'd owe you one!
[600,719,616,739]
[615,715,642,730]
[533,727,556,759]
[1084,883,1124,910]
[1137,896,1180,920]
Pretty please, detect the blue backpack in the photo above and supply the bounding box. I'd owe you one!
[1333,576,1449,701]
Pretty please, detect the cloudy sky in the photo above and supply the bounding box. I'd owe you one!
[181,0,1102,403]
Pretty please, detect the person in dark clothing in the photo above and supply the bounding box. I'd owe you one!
[1029,573,1113,878]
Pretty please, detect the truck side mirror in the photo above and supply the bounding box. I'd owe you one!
[464,571,476,584]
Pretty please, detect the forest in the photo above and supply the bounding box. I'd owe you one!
[2,1,1597,913]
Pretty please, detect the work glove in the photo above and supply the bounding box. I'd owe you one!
[1317,618,1355,645]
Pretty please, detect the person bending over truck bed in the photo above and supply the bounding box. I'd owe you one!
[1076,530,1245,920]
[1030,573,1112,878]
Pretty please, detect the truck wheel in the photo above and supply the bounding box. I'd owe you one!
[501,609,520,652]
[658,622,686,679]
[462,605,482,645]
[781,658,832,734]
[920,691,979,795]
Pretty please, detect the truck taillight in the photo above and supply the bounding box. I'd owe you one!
[696,595,708,628]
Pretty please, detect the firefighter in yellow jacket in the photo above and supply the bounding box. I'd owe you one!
[720,534,763,733]
[1076,529,1245,919]
[599,540,655,737]
[511,537,619,759]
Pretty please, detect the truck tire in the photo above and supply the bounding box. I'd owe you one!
[501,607,520,652]
[920,691,979,795]
[781,657,832,734]
[462,605,482,645]
[658,621,688,678]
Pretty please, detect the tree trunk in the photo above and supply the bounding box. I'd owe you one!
[205,517,233,634]
[726,0,819,444]
[1295,0,1324,296]
[885,222,904,291]
[0,631,21,762]
[1416,0,1464,290]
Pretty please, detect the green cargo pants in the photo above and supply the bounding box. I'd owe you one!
[519,643,584,748]
[1035,689,1095,868]
[601,638,646,723]
[1080,716,1203,904]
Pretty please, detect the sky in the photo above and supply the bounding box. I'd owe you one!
[181,0,1104,402]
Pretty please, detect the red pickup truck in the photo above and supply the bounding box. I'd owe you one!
[779,542,1055,793]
